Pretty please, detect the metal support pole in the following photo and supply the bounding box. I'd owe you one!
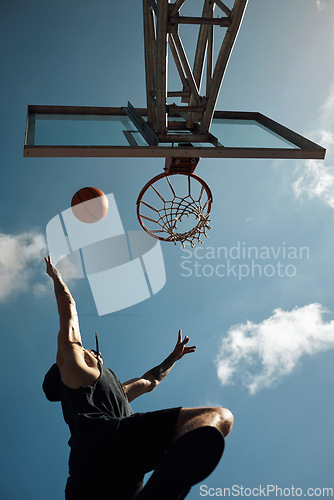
[200,0,248,133]
[156,0,169,135]
[143,0,157,129]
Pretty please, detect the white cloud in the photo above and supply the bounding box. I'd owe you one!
[32,282,49,297]
[293,157,334,210]
[320,82,334,124]
[216,303,334,394]
[316,0,334,11]
[0,231,47,302]
[293,82,334,208]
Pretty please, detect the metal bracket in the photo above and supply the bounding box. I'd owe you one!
[123,101,159,145]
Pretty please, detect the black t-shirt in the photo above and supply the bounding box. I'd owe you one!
[60,362,133,476]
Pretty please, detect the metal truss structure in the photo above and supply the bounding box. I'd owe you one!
[142,0,248,143]
[23,0,326,161]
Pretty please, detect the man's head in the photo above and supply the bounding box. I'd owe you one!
[43,363,61,401]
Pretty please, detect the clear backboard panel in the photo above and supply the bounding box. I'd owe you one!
[24,105,325,159]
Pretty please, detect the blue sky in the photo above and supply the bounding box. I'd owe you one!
[1,0,334,498]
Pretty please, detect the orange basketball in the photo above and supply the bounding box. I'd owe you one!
[71,187,109,223]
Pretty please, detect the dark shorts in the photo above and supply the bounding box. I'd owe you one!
[65,406,181,500]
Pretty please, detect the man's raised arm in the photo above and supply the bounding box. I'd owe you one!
[45,256,83,364]
[122,330,196,402]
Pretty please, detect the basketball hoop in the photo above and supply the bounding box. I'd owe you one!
[137,159,213,248]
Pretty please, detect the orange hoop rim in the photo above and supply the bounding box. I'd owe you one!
[136,171,213,242]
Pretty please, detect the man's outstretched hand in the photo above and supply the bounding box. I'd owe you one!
[172,330,196,360]
[44,255,60,280]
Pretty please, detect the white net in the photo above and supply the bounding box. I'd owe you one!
[137,173,213,247]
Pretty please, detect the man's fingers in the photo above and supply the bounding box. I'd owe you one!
[45,256,56,277]
[182,336,189,345]
[178,330,182,343]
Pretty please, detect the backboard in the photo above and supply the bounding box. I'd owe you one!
[23,0,327,246]
[24,104,325,160]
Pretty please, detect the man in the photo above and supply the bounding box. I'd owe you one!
[43,256,234,499]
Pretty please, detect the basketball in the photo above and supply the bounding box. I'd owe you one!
[71,187,109,223]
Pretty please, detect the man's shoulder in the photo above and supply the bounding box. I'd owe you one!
[58,348,100,389]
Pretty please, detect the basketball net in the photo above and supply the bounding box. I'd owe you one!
[137,167,213,248]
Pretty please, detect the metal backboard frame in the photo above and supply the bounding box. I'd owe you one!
[24,105,326,160]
